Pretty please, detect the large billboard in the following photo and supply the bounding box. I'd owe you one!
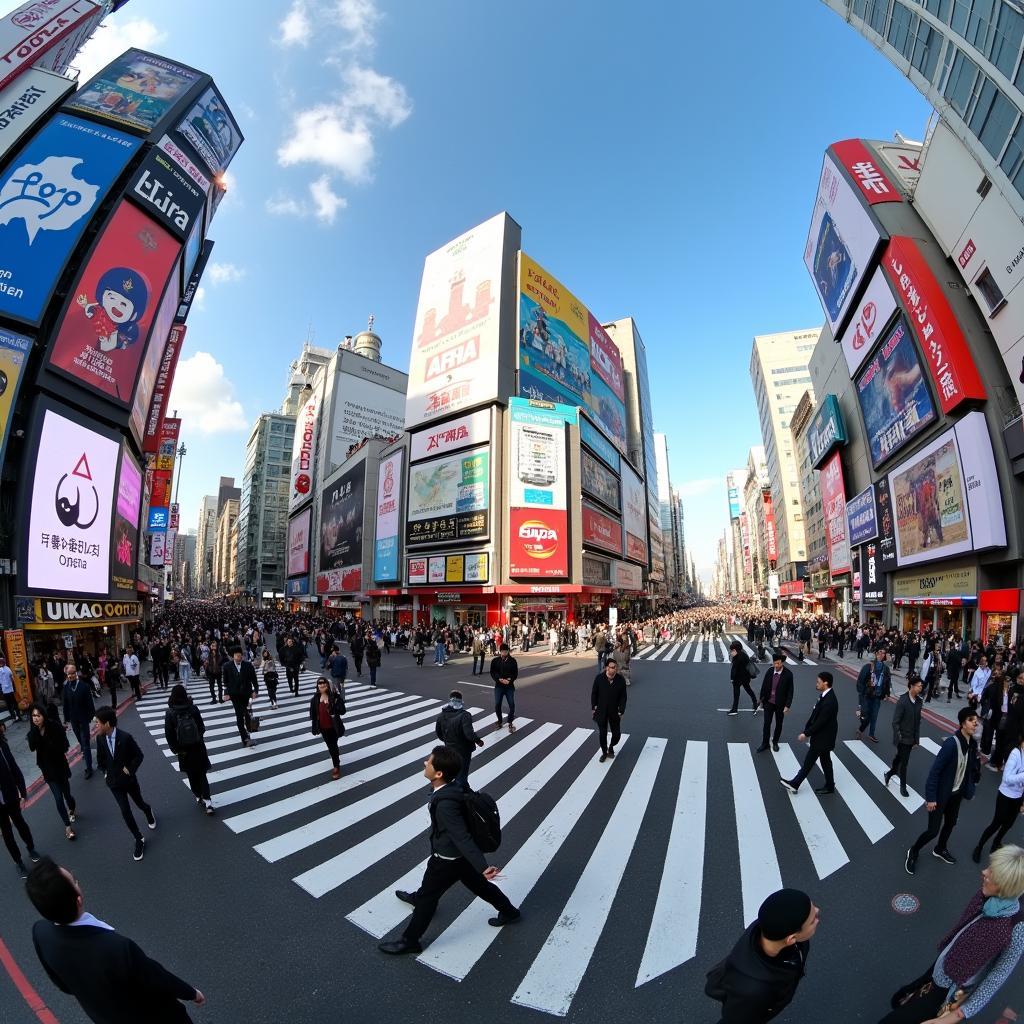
[319,461,366,573]
[141,324,185,453]
[373,450,403,582]
[406,447,489,546]
[174,84,242,176]
[831,139,902,206]
[855,314,937,468]
[846,485,878,547]
[807,393,847,469]
[955,411,1006,552]
[287,506,311,579]
[839,264,898,377]
[820,450,851,576]
[66,50,202,134]
[582,501,623,557]
[410,407,490,462]
[327,358,406,470]
[111,446,141,596]
[0,67,75,162]
[579,414,619,471]
[0,328,30,469]
[876,476,899,571]
[0,114,141,325]
[518,252,627,454]
[288,376,323,513]
[129,257,180,446]
[406,213,517,427]
[175,238,213,324]
[23,403,120,597]
[862,541,886,607]
[581,450,620,511]
[0,0,100,91]
[804,150,884,335]
[126,143,206,242]
[46,199,181,406]
[620,461,647,564]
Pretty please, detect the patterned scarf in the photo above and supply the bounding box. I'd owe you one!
[939,889,1023,984]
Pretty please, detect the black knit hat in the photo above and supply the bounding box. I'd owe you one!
[758,888,812,940]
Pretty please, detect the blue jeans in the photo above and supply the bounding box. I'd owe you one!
[369,664,377,685]
[48,780,75,826]
[495,685,515,725]
[860,696,881,737]
[434,642,446,665]
[70,720,93,770]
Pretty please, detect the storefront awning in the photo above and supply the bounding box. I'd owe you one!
[19,598,144,630]
[893,596,977,607]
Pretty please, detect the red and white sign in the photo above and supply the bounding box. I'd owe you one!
[142,325,186,454]
[820,451,851,576]
[168,503,179,529]
[407,557,427,585]
[588,315,625,402]
[510,508,568,578]
[410,407,490,462]
[287,507,311,578]
[882,236,987,413]
[0,0,99,92]
[839,264,898,376]
[582,503,623,556]
[157,135,211,195]
[832,139,902,206]
[288,382,321,513]
[764,495,778,562]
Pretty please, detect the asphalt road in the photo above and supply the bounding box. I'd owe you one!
[1,636,1021,1024]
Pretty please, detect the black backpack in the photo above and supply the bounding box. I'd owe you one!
[433,789,502,853]
[174,709,201,748]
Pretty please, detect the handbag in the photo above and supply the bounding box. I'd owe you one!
[247,712,261,732]
[747,661,758,679]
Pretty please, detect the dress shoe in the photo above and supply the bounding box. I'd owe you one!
[772,742,780,752]
[330,767,341,780]
[815,786,836,795]
[855,730,863,740]
[607,748,615,758]
[779,778,798,794]
[378,940,422,955]
[868,735,879,744]
[395,890,417,905]
[883,771,893,786]
[83,767,93,780]
[599,753,608,763]
[488,909,521,926]
[755,744,769,753]
[900,785,910,797]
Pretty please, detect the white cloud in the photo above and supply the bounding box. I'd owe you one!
[169,352,247,434]
[277,104,375,182]
[309,174,347,224]
[71,18,166,84]
[192,287,206,312]
[340,65,411,128]
[206,262,247,284]
[266,192,307,217]
[331,0,380,49]
[279,0,312,46]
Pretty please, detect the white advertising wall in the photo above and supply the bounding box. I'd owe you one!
[288,377,323,514]
[839,263,898,377]
[955,411,1007,552]
[327,372,405,472]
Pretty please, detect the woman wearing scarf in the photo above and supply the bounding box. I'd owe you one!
[881,845,1024,1023]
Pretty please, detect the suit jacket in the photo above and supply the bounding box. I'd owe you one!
[759,667,794,710]
[802,689,838,751]
[591,672,628,716]
[32,920,195,1024]
[490,655,519,687]
[95,729,144,792]
[222,659,257,700]
[62,677,96,725]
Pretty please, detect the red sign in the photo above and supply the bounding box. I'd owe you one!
[958,239,976,270]
[150,470,171,507]
[882,236,986,413]
[587,314,625,402]
[831,139,901,205]
[764,495,778,562]
[510,508,568,578]
[341,567,362,592]
[625,532,646,563]
[582,503,622,556]
[47,201,182,406]
[142,324,186,453]
[820,451,851,575]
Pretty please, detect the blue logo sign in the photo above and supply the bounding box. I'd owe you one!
[286,577,310,596]
[846,486,878,546]
[579,416,620,472]
[147,507,168,530]
[808,394,848,469]
[373,537,398,582]
[0,114,141,325]
[524,487,553,505]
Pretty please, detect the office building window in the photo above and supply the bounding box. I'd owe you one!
[970,77,1017,157]
[917,0,952,23]
[944,49,981,117]
[910,17,944,81]
[974,266,1007,312]
[1000,117,1024,196]
[992,2,1024,78]
[889,2,916,57]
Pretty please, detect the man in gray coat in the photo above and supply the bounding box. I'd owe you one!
[885,675,924,797]
[435,690,484,789]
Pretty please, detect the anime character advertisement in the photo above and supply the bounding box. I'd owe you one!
[66,50,200,133]
[176,86,242,175]
[891,437,970,562]
[47,200,181,404]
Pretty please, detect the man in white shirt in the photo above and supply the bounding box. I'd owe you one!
[0,656,20,723]
[969,654,992,712]
[122,646,141,702]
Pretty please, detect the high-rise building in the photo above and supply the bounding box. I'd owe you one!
[670,488,687,596]
[725,468,747,596]
[195,495,218,594]
[172,530,196,599]
[217,476,240,516]
[790,390,828,586]
[749,329,820,585]
[213,498,239,593]
[653,433,677,592]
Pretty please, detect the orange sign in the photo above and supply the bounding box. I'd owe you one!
[3,629,32,710]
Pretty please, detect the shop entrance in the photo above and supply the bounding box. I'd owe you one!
[453,606,486,628]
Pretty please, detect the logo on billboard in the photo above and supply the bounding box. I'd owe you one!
[424,337,479,380]
[133,167,190,232]
[55,452,98,529]
[0,155,99,243]
[517,519,559,559]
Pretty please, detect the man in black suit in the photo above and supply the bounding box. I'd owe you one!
[94,707,155,862]
[591,657,628,763]
[27,856,204,1022]
[757,653,793,753]
[62,664,96,779]
[780,671,839,795]
[223,648,258,748]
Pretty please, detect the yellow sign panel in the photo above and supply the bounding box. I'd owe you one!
[3,629,32,709]
[892,565,977,599]
[519,252,587,342]
[445,555,464,583]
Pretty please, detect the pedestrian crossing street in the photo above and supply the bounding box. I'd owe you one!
[135,669,943,1018]
[632,633,817,666]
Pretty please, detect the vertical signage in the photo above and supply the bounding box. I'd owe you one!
[0,328,30,468]
[820,451,851,576]
[289,378,322,512]
[2,629,31,710]
[373,450,403,582]
[111,446,141,596]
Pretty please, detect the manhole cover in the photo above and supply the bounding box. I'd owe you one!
[892,893,920,915]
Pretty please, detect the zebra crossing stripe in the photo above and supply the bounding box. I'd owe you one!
[636,740,707,986]
[707,641,718,664]
[677,640,694,662]
[728,743,783,925]
[842,741,924,812]
[733,636,755,658]
[825,750,893,844]
[411,738,630,980]
[510,737,666,1017]
[918,737,943,756]
[663,642,681,661]
[347,727,591,939]
[716,640,730,661]
[294,722,561,898]
[635,646,654,658]
[772,746,849,879]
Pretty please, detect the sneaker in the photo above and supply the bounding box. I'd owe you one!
[68,809,76,823]
[932,848,956,865]
[905,848,917,875]
[65,826,76,841]
[779,778,798,794]
[508,723,516,734]
[772,742,780,753]
[900,785,910,797]
[727,710,738,717]
[16,861,27,879]
[133,838,145,861]
[145,811,156,830]
[752,704,760,715]
[204,801,215,816]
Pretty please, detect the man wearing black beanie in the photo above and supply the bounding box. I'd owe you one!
[705,887,819,1022]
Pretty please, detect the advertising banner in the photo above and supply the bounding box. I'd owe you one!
[820,451,851,576]
[147,506,168,530]
[465,552,489,582]
[129,255,179,446]
[893,565,977,602]
[407,556,427,585]
[510,507,568,578]
[410,407,490,462]
[612,559,643,592]
[175,85,242,176]
[47,199,181,404]
[286,577,309,597]
[126,143,206,241]
[428,556,445,584]
[518,252,627,454]
[30,2,101,79]
[727,474,742,520]
[24,404,119,596]
[142,324,185,452]
[588,315,625,401]
[765,496,778,561]
[0,0,99,91]
[0,67,74,161]
[288,376,323,513]
[287,506,311,578]
[66,50,201,134]
[156,133,210,196]
[846,485,878,546]
[0,114,141,325]
[175,238,213,324]
[418,552,493,585]
[582,554,611,587]
[804,151,884,334]
[888,427,971,567]
[328,368,406,469]
[579,415,620,471]
[373,450,403,582]
[620,462,647,564]
[169,503,179,529]
[807,393,847,469]
[855,314,937,468]
[407,447,489,546]
[862,542,886,606]
[149,530,164,567]
[319,461,366,573]
[580,450,620,511]
[954,411,1007,552]
[839,263,898,376]
[163,526,175,566]
[111,446,141,595]
[406,213,514,427]
[582,501,623,556]
[0,328,30,469]
[509,399,571,510]
[831,139,902,206]
[882,236,986,413]
[2,629,31,709]
[875,476,899,571]
[740,512,752,578]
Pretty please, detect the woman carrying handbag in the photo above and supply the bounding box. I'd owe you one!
[310,676,346,780]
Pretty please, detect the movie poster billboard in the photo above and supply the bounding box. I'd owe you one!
[46,200,182,406]
[581,451,620,511]
[407,447,489,546]
[0,114,141,325]
[373,450,403,582]
[855,314,937,468]
[66,49,202,134]
[23,403,120,597]
[846,485,878,546]
[862,542,886,606]
[0,328,30,469]
[174,85,242,176]
[875,477,899,571]
[287,506,311,578]
[319,462,366,573]
[620,461,647,564]
[130,261,180,446]
[518,252,628,454]
[0,67,75,161]
[111,446,141,596]
[0,0,100,91]
[820,450,851,576]
[804,151,884,335]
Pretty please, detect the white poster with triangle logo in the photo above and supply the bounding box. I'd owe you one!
[27,407,119,596]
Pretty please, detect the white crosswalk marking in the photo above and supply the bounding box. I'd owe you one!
[634,645,654,658]
[843,741,924,812]
[662,642,681,661]
[823,749,893,843]
[918,737,943,756]
[729,743,782,925]
[677,640,694,662]
[707,640,718,663]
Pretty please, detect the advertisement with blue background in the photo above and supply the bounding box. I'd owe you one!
[580,414,620,472]
[807,393,848,469]
[846,485,878,546]
[0,113,141,324]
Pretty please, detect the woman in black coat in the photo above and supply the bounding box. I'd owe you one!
[164,684,214,814]
[310,676,346,780]
[727,641,758,715]
[27,703,76,841]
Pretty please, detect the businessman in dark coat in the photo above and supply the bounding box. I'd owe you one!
[757,653,794,753]
[94,707,155,862]
[591,657,628,763]
[223,648,258,748]
[62,664,96,777]
[780,671,839,795]
[27,856,204,1023]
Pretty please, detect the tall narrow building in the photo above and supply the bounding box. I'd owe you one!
[653,433,676,593]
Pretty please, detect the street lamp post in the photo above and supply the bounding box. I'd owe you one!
[173,442,187,505]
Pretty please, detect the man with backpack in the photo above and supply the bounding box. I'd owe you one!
[435,690,484,789]
[379,745,519,955]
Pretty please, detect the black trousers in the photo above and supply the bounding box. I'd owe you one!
[977,791,1024,851]
[889,744,914,787]
[231,697,250,744]
[761,702,785,747]
[128,674,141,700]
[207,674,223,702]
[0,800,34,864]
[3,692,20,721]
[403,854,515,943]
[110,777,152,840]
[320,727,341,769]
[285,665,300,695]
[154,663,169,688]
[729,680,757,712]
[183,760,211,802]
[472,654,484,675]
[791,745,834,789]
[980,713,999,756]
[595,712,621,754]
[946,675,962,699]
[910,790,964,854]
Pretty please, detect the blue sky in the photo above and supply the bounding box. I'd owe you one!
[69,0,932,583]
